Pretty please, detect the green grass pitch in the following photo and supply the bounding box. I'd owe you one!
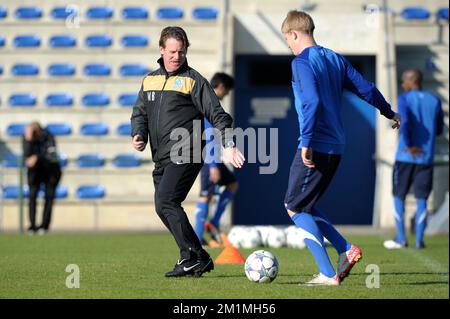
[0,233,448,299]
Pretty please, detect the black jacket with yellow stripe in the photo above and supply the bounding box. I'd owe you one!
[131,58,233,165]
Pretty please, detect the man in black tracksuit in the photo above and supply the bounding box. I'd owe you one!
[130,26,245,277]
[23,122,62,234]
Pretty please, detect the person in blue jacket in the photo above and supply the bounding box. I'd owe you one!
[384,69,444,250]
[193,72,238,246]
[281,10,401,286]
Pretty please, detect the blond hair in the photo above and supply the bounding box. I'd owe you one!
[281,10,315,35]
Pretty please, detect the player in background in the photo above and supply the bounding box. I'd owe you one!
[194,73,238,246]
[384,69,444,250]
[281,10,401,286]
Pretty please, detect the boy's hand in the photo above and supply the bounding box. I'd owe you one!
[301,147,315,168]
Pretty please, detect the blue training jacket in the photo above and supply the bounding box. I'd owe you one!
[395,90,444,164]
[292,45,395,154]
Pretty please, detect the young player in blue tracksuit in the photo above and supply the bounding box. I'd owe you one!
[281,10,401,286]
[384,69,444,250]
[194,73,238,246]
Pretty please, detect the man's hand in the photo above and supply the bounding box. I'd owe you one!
[405,146,423,159]
[223,147,245,168]
[301,147,315,168]
[132,135,146,152]
[26,155,38,168]
[391,113,401,129]
[209,167,221,183]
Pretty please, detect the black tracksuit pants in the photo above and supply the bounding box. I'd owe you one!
[28,162,61,230]
[153,162,209,261]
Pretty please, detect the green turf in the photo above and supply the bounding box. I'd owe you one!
[0,233,448,299]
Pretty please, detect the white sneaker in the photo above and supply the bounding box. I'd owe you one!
[37,228,46,236]
[383,240,406,249]
[337,245,362,279]
[299,273,340,286]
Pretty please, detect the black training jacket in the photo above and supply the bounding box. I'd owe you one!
[131,58,233,165]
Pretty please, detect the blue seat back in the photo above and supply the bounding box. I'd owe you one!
[80,123,109,136]
[157,7,183,19]
[84,64,111,76]
[82,93,110,107]
[45,123,72,136]
[12,64,39,76]
[112,153,142,167]
[49,35,76,48]
[46,93,73,107]
[48,63,76,76]
[76,185,106,199]
[14,35,41,47]
[192,7,218,20]
[122,7,148,19]
[9,93,37,107]
[76,154,105,168]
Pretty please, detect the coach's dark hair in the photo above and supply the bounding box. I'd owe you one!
[210,72,235,90]
[159,26,190,51]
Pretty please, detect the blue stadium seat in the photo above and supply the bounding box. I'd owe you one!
[84,64,111,76]
[14,35,41,47]
[82,93,110,107]
[48,63,76,76]
[120,64,149,76]
[12,64,39,76]
[1,153,22,168]
[0,36,5,47]
[46,185,68,199]
[85,34,112,48]
[112,153,142,168]
[121,35,149,47]
[122,7,148,19]
[76,154,105,168]
[118,93,137,107]
[437,8,449,20]
[0,7,7,19]
[58,153,68,168]
[15,7,42,19]
[45,93,73,107]
[49,35,76,48]
[86,7,113,20]
[192,7,218,20]
[50,6,78,19]
[6,123,26,136]
[401,7,430,20]
[9,93,37,107]
[116,123,131,136]
[76,185,105,199]
[45,123,72,136]
[80,123,109,136]
[2,185,29,199]
[157,7,184,19]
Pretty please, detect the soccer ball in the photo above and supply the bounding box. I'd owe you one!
[228,226,261,248]
[244,250,279,283]
[266,227,287,248]
[239,227,262,248]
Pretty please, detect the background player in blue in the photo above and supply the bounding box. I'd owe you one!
[281,10,401,286]
[384,69,444,250]
[194,73,238,246]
